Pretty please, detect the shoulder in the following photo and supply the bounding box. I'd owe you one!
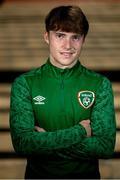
[12,62,47,86]
[81,65,113,97]
[81,64,111,86]
[81,64,102,79]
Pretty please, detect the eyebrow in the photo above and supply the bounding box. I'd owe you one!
[54,31,81,35]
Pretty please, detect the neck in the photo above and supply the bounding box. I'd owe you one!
[49,57,78,69]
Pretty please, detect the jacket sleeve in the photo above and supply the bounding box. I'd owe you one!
[10,75,86,155]
[56,77,116,160]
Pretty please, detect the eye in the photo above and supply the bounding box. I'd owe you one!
[72,35,82,41]
[56,33,65,39]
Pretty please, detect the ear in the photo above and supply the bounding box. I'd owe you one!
[44,32,49,44]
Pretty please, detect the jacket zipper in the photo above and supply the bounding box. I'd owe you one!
[60,76,65,112]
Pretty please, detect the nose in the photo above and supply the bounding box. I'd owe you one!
[64,38,72,50]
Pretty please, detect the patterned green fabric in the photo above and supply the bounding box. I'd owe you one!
[57,77,116,160]
[9,59,116,176]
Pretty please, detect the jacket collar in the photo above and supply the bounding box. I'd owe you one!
[46,58,82,79]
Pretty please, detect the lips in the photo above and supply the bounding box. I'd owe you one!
[60,52,74,57]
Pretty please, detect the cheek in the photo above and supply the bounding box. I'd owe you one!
[50,41,60,53]
[74,46,83,57]
[77,43,83,51]
[49,42,59,56]
[49,38,57,48]
[75,45,82,52]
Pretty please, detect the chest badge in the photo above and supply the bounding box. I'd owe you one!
[33,95,46,104]
[78,91,95,109]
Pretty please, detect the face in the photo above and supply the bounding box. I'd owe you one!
[44,31,85,69]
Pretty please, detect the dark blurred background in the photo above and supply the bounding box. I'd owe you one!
[0,0,120,179]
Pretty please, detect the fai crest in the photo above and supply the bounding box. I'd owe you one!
[78,91,95,109]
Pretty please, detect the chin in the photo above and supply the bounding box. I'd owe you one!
[61,62,76,68]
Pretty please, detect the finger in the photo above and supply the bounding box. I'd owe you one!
[80,119,90,124]
[35,126,45,132]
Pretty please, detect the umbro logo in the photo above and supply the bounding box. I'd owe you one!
[33,95,46,105]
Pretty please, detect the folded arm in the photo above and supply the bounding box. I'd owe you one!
[10,75,87,155]
[54,77,116,160]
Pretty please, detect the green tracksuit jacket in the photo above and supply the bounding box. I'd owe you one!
[10,59,116,178]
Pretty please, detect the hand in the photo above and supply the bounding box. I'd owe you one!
[80,119,91,137]
[35,126,46,132]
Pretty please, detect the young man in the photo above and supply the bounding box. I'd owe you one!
[10,5,116,179]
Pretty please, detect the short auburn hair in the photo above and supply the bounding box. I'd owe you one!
[45,5,89,37]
